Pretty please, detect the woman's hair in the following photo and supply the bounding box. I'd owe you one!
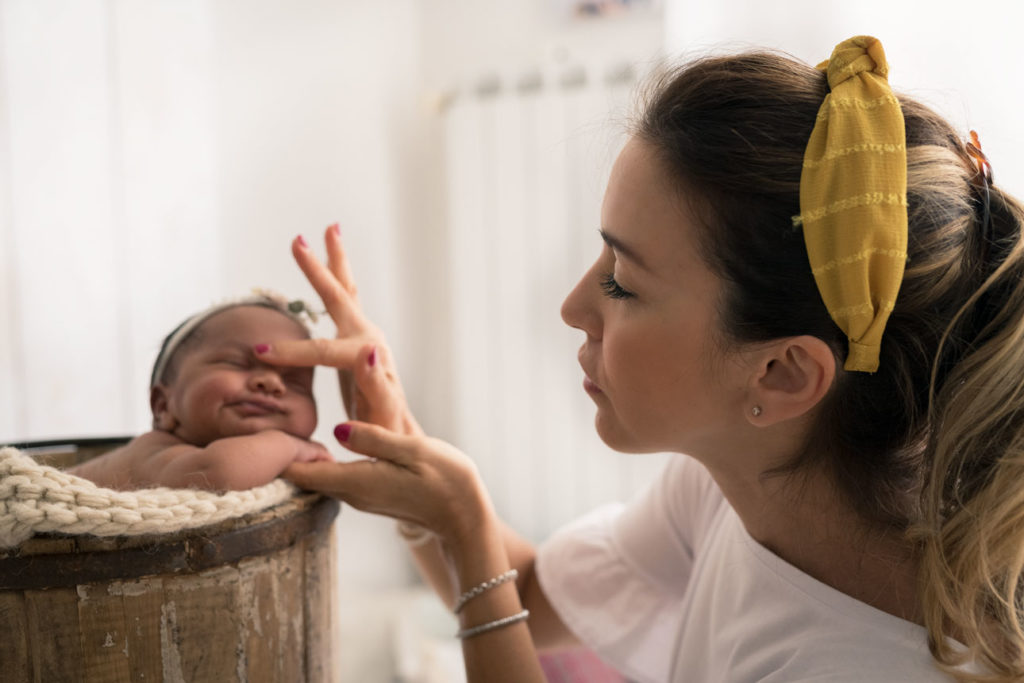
[635,52,1024,680]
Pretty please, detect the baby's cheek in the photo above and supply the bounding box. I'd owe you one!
[296,400,319,437]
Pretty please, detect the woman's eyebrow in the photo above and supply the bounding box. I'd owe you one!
[599,229,650,272]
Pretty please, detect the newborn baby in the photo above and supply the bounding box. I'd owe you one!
[70,295,331,491]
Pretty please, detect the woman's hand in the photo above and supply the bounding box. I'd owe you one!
[283,421,492,551]
[255,225,421,436]
[286,423,548,683]
[292,438,334,463]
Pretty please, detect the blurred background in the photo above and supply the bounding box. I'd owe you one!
[2,0,1022,679]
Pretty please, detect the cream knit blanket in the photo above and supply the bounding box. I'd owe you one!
[0,446,297,549]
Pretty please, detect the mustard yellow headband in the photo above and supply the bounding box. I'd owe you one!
[796,35,908,373]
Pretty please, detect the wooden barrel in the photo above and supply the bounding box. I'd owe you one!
[0,438,340,682]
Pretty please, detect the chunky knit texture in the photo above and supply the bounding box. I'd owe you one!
[0,446,296,548]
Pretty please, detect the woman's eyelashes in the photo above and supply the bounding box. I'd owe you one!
[600,272,635,300]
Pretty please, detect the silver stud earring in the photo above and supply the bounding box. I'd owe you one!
[751,405,763,417]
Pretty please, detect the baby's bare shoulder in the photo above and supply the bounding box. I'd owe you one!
[69,431,190,489]
[131,430,187,451]
[105,430,187,462]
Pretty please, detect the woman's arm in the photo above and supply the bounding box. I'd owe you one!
[284,422,550,682]
[402,521,580,651]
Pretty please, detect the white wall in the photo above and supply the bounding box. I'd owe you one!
[664,0,1024,191]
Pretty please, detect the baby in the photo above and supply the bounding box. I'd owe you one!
[70,295,331,491]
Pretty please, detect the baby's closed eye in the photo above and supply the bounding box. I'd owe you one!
[215,355,252,368]
[281,367,314,392]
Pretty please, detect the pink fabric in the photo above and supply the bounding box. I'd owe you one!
[539,649,628,683]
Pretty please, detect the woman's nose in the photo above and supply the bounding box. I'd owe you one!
[561,264,601,340]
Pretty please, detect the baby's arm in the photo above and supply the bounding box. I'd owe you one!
[139,430,331,491]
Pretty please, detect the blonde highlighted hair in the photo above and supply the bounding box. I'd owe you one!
[636,52,1024,679]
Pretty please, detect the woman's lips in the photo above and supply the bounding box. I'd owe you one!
[578,348,602,394]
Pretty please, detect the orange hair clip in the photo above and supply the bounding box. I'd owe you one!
[965,130,993,183]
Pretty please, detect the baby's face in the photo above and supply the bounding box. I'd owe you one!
[159,306,317,446]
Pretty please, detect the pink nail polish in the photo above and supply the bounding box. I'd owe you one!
[367,347,377,367]
[334,423,352,442]
[330,223,340,236]
[254,343,271,354]
[297,235,309,248]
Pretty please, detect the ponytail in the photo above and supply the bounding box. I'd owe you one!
[916,186,1024,680]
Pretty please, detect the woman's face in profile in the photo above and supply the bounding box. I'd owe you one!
[560,138,748,456]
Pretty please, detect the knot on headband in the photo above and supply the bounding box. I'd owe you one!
[796,35,908,373]
[822,36,889,88]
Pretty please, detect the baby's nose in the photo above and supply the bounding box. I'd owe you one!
[250,368,285,394]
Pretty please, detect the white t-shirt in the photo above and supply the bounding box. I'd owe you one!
[536,455,958,682]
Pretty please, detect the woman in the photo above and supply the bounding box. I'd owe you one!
[258,37,1024,681]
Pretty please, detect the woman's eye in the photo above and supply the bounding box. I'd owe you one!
[599,272,635,300]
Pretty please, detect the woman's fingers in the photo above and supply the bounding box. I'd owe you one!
[283,427,484,541]
[333,420,419,469]
[255,337,367,368]
[324,224,358,300]
[283,459,379,499]
[284,458,428,524]
[353,344,398,416]
[291,235,362,334]
[283,459,347,491]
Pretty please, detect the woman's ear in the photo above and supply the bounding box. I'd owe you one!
[150,385,178,432]
[747,336,835,426]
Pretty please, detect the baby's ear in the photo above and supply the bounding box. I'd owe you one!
[150,385,177,431]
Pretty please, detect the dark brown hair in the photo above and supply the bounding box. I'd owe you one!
[635,51,1024,679]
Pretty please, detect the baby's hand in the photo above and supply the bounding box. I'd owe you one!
[294,439,333,463]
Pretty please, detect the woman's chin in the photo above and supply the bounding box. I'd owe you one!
[593,408,672,454]
[593,412,643,454]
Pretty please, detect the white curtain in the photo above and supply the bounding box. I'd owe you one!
[0,0,223,440]
[0,0,417,448]
[442,67,671,542]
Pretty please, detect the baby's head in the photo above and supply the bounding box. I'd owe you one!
[149,296,317,446]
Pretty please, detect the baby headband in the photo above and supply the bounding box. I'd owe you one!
[795,35,908,373]
[149,290,319,388]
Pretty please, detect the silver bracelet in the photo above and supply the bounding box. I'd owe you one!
[456,609,530,639]
[453,568,518,614]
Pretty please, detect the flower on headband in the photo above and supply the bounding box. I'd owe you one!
[287,299,321,324]
[251,288,324,325]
